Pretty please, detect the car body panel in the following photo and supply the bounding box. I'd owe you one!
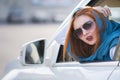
[2,61,120,80]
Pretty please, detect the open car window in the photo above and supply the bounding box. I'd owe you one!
[56,0,120,63]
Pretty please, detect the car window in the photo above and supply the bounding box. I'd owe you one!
[56,45,75,63]
[56,0,120,63]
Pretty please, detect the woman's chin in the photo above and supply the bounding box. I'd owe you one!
[87,42,95,45]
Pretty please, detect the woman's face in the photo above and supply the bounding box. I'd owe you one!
[73,15,99,45]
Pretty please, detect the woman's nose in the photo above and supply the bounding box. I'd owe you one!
[82,29,88,36]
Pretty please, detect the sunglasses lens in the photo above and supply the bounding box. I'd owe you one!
[83,21,93,30]
[73,21,93,38]
[74,28,82,37]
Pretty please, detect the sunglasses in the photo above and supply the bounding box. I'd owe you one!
[73,21,94,37]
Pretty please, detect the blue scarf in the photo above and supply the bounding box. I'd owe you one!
[79,12,120,62]
[67,11,120,62]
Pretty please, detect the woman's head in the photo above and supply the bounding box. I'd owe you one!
[73,15,99,45]
[63,7,105,59]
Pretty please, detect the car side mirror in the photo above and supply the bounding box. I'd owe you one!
[20,39,46,65]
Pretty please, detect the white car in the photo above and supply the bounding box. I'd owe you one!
[2,0,120,80]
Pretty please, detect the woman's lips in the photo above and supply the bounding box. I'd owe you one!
[86,36,93,41]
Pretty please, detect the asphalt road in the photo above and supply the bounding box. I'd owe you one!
[0,23,59,78]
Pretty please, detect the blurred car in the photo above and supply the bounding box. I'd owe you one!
[52,13,67,23]
[30,11,52,23]
[6,5,24,23]
[2,0,120,80]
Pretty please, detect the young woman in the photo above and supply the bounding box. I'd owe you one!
[63,7,120,62]
[55,6,111,45]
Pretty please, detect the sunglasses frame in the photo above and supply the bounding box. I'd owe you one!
[73,21,94,38]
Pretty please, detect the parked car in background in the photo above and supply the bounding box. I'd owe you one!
[2,0,120,80]
[30,0,79,24]
[6,4,24,23]
[30,11,52,23]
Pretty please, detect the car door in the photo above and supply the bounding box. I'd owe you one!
[52,61,120,80]
[52,0,120,79]
[48,43,120,80]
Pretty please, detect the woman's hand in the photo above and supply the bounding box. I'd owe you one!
[93,6,111,17]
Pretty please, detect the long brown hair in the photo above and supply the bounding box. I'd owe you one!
[63,7,105,61]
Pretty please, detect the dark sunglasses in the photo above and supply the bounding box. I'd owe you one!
[73,21,93,37]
